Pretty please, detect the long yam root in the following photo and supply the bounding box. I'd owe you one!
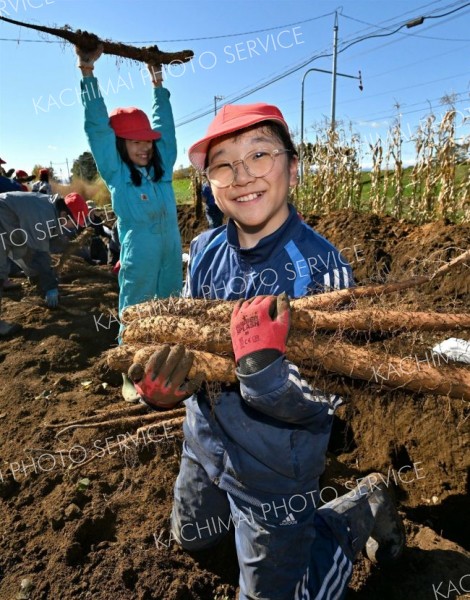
[0,15,193,64]
[107,339,470,401]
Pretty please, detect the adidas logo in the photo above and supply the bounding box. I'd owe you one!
[280,513,297,526]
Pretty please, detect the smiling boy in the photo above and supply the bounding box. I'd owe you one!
[130,103,405,600]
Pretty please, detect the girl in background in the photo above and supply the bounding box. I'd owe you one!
[74,45,183,318]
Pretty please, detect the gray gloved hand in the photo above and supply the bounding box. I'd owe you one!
[75,43,104,68]
[45,288,59,308]
[146,46,163,84]
[147,64,163,85]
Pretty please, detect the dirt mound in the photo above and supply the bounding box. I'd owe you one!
[0,207,469,600]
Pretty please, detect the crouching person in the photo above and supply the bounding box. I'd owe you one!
[129,103,405,599]
[0,191,87,336]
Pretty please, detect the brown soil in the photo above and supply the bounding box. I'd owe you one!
[0,207,469,600]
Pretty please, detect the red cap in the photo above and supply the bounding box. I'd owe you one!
[109,107,161,141]
[0,157,6,165]
[39,168,49,176]
[16,169,28,179]
[188,103,290,171]
[64,192,89,227]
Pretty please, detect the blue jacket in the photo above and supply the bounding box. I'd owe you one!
[81,78,183,313]
[0,176,22,193]
[183,205,354,496]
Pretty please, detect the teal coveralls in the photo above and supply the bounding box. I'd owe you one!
[81,77,183,317]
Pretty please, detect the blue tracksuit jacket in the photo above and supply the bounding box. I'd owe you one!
[182,203,354,496]
[81,78,183,315]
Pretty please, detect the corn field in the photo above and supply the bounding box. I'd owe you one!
[295,107,470,223]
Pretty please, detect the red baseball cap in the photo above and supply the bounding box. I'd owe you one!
[39,168,49,176]
[16,169,28,179]
[64,192,89,227]
[109,107,161,141]
[0,157,6,165]
[188,103,290,171]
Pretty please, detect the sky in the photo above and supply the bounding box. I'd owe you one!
[0,0,469,180]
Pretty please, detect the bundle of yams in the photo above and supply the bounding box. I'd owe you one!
[107,251,470,402]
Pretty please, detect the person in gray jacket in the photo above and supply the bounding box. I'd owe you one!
[0,191,82,337]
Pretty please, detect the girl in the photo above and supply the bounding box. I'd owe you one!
[74,45,183,318]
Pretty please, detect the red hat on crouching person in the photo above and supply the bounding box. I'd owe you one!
[109,107,161,141]
[188,103,290,171]
[64,192,89,227]
[15,169,35,182]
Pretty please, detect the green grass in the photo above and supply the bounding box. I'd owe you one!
[172,177,193,204]
[172,161,468,219]
[358,163,468,216]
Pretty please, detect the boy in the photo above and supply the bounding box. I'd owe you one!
[130,103,405,599]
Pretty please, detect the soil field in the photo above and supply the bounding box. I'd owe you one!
[0,206,469,600]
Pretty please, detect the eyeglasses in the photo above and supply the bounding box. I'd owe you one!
[204,148,291,189]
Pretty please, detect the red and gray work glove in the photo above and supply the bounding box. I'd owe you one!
[128,344,197,410]
[75,43,104,69]
[230,293,291,375]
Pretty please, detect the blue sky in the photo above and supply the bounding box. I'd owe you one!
[0,0,469,179]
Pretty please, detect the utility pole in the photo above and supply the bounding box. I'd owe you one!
[298,12,423,184]
[214,95,224,115]
[330,11,339,132]
[299,67,362,184]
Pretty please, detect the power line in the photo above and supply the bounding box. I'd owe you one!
[125,12,335,43]
[350,92,469,123]
[341,10,470,41]
[259,10,470,111]
[0,11,335,45]
[302,75,470,118]
[175,2,470,127]
[303,71,470,116]
[337,1,470,55]
[426,0,470,18]
[334,0,452,36]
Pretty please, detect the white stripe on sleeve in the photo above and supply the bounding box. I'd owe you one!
[333,268,340,289]
[341,266,350,289]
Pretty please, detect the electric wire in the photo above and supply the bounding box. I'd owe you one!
[175,2,470,127]
[0,11,335,44]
